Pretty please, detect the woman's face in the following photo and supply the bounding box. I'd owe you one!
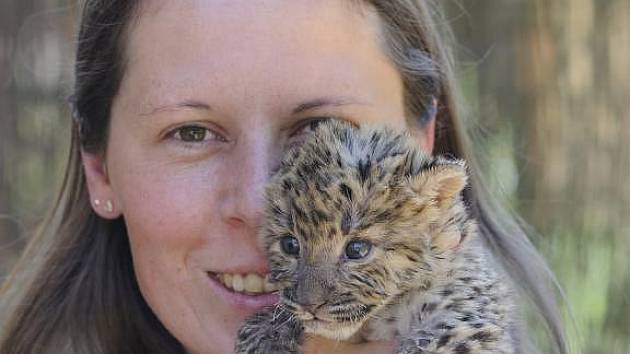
[84,0,434,353]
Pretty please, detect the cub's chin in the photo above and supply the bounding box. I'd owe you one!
[302,318,364,341]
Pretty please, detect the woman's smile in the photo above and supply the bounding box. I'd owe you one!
[206,271,280,313]
[211,272,279,294]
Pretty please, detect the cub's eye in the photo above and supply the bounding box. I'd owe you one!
[345,240,372,260]
[280,236,300,256]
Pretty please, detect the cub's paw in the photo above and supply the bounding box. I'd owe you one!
[397,320,510,354]
[235,305,304,354]
[396,328,436,354]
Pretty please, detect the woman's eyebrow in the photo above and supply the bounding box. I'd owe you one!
[291,97,364,115]
[140,100,211,117]
[139,97,362,117]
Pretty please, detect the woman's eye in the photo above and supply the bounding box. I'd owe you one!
[293,117,331,137]
[344,240,372,260]
[171,126,221,143]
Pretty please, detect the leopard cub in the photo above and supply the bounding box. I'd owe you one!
[236,120,515,354]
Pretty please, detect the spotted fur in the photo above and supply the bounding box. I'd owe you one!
[236,120,515,354]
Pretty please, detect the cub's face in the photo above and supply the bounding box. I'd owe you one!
[261,121,466,339]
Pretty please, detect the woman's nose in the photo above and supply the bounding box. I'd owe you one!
[219,132,280,230]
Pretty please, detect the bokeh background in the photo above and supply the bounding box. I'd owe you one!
[0,1,628,353]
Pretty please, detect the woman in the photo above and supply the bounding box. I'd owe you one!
[0,0,567,353]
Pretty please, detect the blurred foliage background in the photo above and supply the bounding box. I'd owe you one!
[0,1,628,353]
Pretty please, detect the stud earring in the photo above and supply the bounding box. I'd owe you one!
[93,199,113,213]
[104,200,113,213]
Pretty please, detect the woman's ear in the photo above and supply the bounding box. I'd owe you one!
[410,98,437,155]
[81,150,122,219]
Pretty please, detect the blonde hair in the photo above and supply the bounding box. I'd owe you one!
[0,1,567,353]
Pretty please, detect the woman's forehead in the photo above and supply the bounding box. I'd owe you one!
[126,0,380,64]
[118,0,402,119]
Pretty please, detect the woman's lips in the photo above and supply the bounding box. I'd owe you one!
[206,272,280,312]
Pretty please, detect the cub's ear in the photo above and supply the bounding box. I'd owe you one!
[408,157,468,208]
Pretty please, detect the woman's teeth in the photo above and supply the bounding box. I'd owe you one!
[215,273,279,294]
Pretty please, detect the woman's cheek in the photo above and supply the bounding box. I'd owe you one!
[122,166,219,243]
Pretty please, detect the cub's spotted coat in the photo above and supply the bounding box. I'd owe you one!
[236,121,515,354]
